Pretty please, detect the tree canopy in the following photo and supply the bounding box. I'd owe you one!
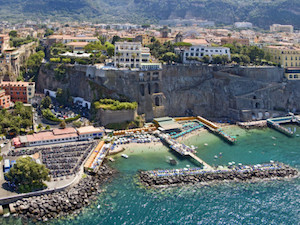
[5,157,50,193]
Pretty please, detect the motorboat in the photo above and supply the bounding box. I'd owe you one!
[109,157,115,162]
[166,156,178,165]
[121,154,129,159]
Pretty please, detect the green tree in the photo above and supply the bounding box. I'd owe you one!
[212,55,222,64]
[105,42,115,57]
[231,54,241,63]
[112,36,121,45]
[5,157,49,193]
[59,120,66,129]
[9,30,18,37]
[201,55,210,63]
[41,96,52,109]
[161,52,178,64]
[173,42,192,50]
[45,28,54,37]
[72,121,82,128]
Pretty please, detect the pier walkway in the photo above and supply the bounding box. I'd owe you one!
[196,116,236,143]
[158,133,213,169]
[188,153,213,170]
[267,115,300,136]
[174,116,237,144]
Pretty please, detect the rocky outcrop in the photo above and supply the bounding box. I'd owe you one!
[11,164,117,222]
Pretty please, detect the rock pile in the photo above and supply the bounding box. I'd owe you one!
[11,164,116,222]
[139,164,298,187]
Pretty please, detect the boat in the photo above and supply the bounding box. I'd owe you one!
[204,143,208,146]
[121,154,129,159]
[109,157,115,162]
[166,156,178,165]
[214,155,218,159]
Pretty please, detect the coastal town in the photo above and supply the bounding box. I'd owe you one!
[0,18,299,223]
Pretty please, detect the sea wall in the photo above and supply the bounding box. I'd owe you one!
[139,163,298,187]
[96,108,137,125]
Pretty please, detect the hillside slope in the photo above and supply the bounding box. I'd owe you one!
[0,0,299,29]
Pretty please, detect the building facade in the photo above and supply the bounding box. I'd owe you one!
[176,45,231,63]
[0,89,11,109]
[221,37,249,46]
[0,34,10,54]
[270,24,294,33]
[0,81,35,103]
[114,42,150,68]
[264,45,300,80]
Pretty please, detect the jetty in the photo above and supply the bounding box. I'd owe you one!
[158,133,213,170]
[174,116,237,144]
[267,115,300,136]
[237,120,267,129]
[139,163,298,187]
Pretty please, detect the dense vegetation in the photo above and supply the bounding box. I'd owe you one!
[0,0,300,28]
[0,0,299,29]
[94,99,138,111]
[0,102,33,135]
[5,157,49,193]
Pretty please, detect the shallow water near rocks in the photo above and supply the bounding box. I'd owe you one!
[1,126,299,224]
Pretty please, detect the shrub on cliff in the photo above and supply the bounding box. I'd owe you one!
[5,157,50,193]
[94,99,138,111]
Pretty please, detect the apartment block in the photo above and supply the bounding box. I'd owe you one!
[176,45,231,63]
[0,89,11,109]
[270,24,294,33]
[0,81,35,103]
[114,42,150,68]
[264,45,300,80]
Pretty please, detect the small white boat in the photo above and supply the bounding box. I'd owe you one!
[97,205,101,209]
[214,155,218,159]
[121,154,129,159]
[109,157,115,162]
[204,143,208,146]
[296,134,299,137]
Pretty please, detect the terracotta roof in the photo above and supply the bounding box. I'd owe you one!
[183,38,208,45]
[53,127,77,135]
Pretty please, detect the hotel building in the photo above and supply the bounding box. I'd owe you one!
[264,45,300,80]
[0,81,35,103]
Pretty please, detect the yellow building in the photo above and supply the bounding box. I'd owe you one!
[134,35,152,46]
[264,45,300,80]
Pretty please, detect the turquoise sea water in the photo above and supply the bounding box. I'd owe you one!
[2,126,300,225]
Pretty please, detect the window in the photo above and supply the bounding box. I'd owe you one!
[191,48,194,51]
[294,75,298,79]
[196,53,199,56]
[191,53,194,56]
[186,53,189,56]
[289,75,293,78]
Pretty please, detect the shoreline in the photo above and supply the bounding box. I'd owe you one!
[10,164,117,222]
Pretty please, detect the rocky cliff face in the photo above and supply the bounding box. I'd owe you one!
[37,63,300,122]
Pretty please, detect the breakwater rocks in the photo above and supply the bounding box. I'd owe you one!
[139,163,298,187]
[10,164,116,222]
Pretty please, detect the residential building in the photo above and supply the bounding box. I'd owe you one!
[66,41,89,53]
[220,37,249,46]
[0,89,11,109]
[114,42,150,68]
[0,81,35,103]
[234,22,253,29]
[264,45,300,80]
[270,24,294,33]
[0,34,10,54]
[134,35,152,46]
[176,45,231,63]
[46,35,98,46]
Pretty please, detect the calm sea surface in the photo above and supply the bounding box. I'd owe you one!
[2,126,300,225]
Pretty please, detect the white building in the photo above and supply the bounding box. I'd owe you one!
[234,22,253,29]
[114,42,151,68]
[270,24,294,33]
[176,46,231,63]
